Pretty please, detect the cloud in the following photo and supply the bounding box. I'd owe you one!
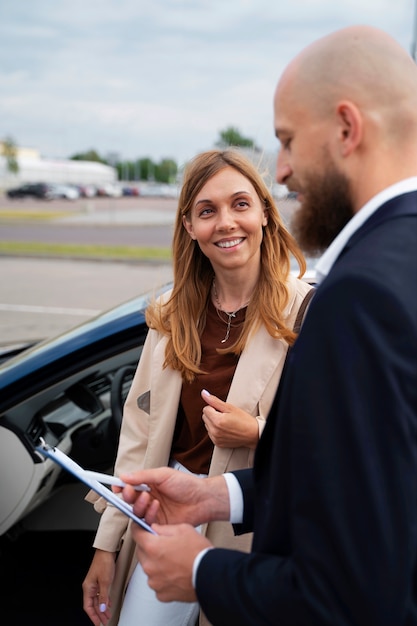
[0,0,414,162]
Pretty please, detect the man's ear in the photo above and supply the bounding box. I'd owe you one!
[336,101,363,157]
[182,215,196,239]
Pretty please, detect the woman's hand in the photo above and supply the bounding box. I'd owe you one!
[201,389,259,449]
[82,549,116,625]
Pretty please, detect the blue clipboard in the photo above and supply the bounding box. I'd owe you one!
[35,438,157,534]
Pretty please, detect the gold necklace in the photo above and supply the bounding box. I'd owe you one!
[212,280,250,343]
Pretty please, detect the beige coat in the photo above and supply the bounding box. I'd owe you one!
[86,274,312,625]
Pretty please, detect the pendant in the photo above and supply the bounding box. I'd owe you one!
[221,312,236,343]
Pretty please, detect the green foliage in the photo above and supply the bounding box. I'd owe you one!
[69,152,177,182]
[0,240,172,261]
[215,126,259,150]
[1,136,19,174]
[70,149,108,164]
[116,157,177,182]
[137,158,154,181]
[155,159,178,183]
[66,125,262,183]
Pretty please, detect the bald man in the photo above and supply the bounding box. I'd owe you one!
[121,26,417,625]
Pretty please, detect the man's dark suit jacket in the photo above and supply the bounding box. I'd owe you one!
[196,191,417,625]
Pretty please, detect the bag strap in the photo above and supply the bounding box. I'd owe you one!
[293,287,315,333]
[282,288,315,371]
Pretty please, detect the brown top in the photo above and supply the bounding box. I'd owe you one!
[170,298,246,474]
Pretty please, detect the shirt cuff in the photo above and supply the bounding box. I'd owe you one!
[192,547,213,588]
[223,472,244,523]
[191,473,244,588]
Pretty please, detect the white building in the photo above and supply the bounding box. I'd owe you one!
[0,143,117,189]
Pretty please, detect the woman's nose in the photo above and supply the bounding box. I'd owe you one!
[216,208,236,230]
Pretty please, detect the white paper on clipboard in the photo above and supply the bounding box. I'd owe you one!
[35,439,157,534]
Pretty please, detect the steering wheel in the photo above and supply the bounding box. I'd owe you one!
[110,366,136,436]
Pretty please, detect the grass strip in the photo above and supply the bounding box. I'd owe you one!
[0,241,172,261]
[0,210,74,221]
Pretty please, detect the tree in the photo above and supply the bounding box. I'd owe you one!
[138,158,153,181]
[215,126,259,151]
[1,136,19,175]
[70,149,108,164]
[116,157,178,183]
[155,158,177,183]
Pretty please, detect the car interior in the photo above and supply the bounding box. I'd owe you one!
[0,340,145,625]
[0,346,142,539]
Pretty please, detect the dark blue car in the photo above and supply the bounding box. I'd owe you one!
[0,287,167,625]
[0,288,163,539]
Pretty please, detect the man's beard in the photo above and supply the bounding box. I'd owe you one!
[290,158,354,257]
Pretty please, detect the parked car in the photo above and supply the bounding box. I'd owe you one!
[6,182,55,200]
[0,286,167,540]
[121,185,140,196]
[77,184,98,198]
[48,183,80,200]
[0,285,169,625]
[96,183,123,197]
[138,182,178,198]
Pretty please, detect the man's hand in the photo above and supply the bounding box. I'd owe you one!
[119,467,230,527]
[131,523,213,602]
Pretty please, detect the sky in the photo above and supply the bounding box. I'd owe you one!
[0,0,415,167]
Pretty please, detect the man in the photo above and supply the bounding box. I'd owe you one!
[120,25,417,625]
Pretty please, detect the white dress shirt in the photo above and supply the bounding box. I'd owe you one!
[315,177,417,284]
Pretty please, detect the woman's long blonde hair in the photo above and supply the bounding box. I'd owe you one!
[146,148,306,382]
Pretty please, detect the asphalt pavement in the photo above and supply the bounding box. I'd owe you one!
[0,195,177,247]
[0,194,296,349]
[0,195,178,348]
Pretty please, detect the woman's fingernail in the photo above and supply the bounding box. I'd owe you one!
[100,603,107,613]
[202,389,210,396]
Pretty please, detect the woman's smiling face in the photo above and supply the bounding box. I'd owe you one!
[183,166,268,273]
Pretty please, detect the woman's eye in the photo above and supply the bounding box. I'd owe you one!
[199,207,214,217]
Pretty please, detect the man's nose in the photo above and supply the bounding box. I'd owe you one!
[276,152,291,185]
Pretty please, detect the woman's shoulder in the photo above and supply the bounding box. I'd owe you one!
[158,287,174,303]
[283,275,315,327]
[288,272,315,298]
[148,286,173,308]
[145,287,173,333]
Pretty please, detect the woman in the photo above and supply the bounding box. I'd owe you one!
[82,149,313,626]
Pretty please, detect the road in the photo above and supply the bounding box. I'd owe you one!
[0,257,174,348]
[0,194,297,349]
[0,195,176,246]
[0,222,174,246]
[0,196,178,348]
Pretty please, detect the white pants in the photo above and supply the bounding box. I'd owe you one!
[118,564,200,626]
[117,459,206,626]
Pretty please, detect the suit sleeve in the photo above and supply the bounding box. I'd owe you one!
[196,275,417,625]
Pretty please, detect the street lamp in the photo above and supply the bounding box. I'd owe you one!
[412,0,417,61]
